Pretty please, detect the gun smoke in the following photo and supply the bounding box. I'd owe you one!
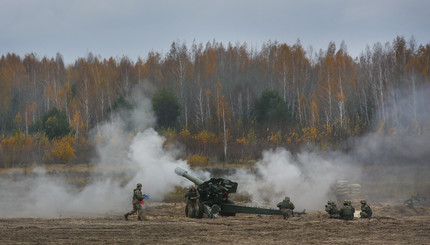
[230,84,430,210]
[226,148,360,211]
[0,84,429,217]
[0,96,207,218]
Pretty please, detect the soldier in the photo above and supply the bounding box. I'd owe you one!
[185,185,200,217]
[124,183,148,221]
[339,200,355,220]
[277,196,295,219]
[325,201,340,218]
[360,200,372,218]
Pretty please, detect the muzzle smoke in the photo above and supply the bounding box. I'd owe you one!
[227,148,360,211]
[0,97,206,218]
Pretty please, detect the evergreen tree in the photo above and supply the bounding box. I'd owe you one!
[152,89,180,129]
[42,107,71,139]
[255,90,292,128]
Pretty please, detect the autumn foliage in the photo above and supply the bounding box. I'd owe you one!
[1,36,430,167]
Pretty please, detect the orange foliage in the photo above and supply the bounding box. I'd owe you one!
[301,127,320,143]
[188,154,208,166]
[180,128,191,141]
[236,137,246,145]
[0,132,35,168]
[193,130,218,145]
[49,135,76,164]
[268,130,282,145]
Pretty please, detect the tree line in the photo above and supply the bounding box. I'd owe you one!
[1,36,429,167]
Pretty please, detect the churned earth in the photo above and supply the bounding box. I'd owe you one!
[1,203,429,244]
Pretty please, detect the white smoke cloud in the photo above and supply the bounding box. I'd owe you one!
[228,84,430,210]
[1,84,427,218]
[0,95,204,218]
[227,148,360,211]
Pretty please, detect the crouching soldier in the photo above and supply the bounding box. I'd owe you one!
[339,200,355,220]
[277,196,295,219]
[325,201,340,218]
[360,200,372,218]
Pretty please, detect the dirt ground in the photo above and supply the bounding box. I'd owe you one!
[1,203,430,245]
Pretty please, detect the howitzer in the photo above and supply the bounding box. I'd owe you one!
[175,167,305,218]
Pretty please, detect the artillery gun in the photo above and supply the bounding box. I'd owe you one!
[175,167,305,218]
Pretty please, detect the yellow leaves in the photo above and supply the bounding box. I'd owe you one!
[0,132,35,167]
[164,128,177,140]
[301,127,320,142]
[193,130,218,145]
[1,131,33,150]
[0,132,77,166]
[179,128,191,141]
[324,123,333,135]
[50,135,75,164]
[268,130,282,145]
[188,154,208,166]
[285,127,325,147]
[236,137,246,145]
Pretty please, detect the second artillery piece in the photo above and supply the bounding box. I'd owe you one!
[175,167,305,218]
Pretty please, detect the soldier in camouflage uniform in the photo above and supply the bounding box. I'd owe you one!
[185,185,200,217]
[325,201,340,218]
[359,200,372,218]
[124,183,147,221]
[277,196,295,219]
[339,200,355,220]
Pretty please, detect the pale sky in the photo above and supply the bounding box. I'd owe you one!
[1,0,429,64]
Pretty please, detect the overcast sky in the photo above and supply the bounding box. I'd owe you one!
[1,0,429,64]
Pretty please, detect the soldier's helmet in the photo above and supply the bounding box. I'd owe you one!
[360,200,367,204]
[137,183,142,188]
[285,196,290,201]
[343,200,349,205]
[327,201,333,205]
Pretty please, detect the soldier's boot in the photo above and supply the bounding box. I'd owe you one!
[124,214,129,220]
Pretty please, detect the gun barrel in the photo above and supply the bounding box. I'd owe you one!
[174,167,204,185]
